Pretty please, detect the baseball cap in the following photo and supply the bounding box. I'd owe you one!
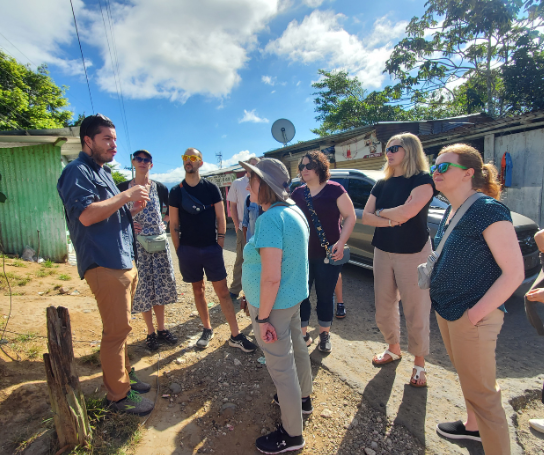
[239,158,292,202]
[133,149,152,160]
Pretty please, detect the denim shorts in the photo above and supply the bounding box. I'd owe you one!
[177,243,227,283]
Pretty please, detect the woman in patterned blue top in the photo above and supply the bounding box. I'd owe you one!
[239,158,312,455]
[430,144,524,455]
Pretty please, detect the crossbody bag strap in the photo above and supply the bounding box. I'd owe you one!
[304,186,330,255]
[434,192,485,258]
[179,182,213,210]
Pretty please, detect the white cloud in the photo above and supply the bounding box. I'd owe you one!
[1,0,284,102]
[271,90,276,94]
[265,11,408,88]
[239,109,269,123]
[302,0,327,6]
[262,75,275,85]
[296,80,301,86]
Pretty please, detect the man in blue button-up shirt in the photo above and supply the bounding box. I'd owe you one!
[57,114,154,416]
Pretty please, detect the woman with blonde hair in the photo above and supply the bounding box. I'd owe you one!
[430,144,523,454]
[362,132,436,386]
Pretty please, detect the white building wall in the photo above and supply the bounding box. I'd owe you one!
[492,128,544,228]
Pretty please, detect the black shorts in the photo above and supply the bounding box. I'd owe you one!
[177,243,227,283]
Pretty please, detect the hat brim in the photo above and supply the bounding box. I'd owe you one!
[134,150,152,159]
[239,161,291,202]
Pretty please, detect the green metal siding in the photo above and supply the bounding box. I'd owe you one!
[0,144,67,262]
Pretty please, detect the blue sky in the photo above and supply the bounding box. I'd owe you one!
[0,0,427,184]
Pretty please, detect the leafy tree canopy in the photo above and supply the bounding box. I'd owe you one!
[0,51,73,130]
[385,0,544,116]
[105,163,128,185]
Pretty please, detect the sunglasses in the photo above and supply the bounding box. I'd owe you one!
[385,144,403,154]
[133,156,152,164]
[430,162,468,174]
[298,162,317,171]
[183,154,201,162]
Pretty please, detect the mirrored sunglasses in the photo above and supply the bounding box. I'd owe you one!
[183,154,201,162]
[385,144,403,154]
[430,162,468,174]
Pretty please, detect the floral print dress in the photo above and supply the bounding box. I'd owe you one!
[127,180,178,313]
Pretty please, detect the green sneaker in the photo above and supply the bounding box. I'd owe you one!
[107,390,154,416]
[129,368,151,393]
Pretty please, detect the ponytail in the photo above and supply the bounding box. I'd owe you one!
[437,144,502,200]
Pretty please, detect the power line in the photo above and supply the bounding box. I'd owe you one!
[68,0,94,114]
[0,32,37,67]
[98,0,132,154]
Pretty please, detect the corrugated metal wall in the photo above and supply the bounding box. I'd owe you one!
[334,156,386,171]
[0,144,67,262]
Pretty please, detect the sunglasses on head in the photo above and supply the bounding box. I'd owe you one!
[298,161,317,171]
[183,154,201,162]
[133,156,152,164]
[430,162,468,174]
[385,144,403,154]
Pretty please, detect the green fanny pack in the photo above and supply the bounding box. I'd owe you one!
[137,233,167,253]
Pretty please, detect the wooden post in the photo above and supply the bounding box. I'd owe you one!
[43,306,91,449]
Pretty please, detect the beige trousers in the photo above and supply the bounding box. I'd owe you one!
[436,309,510,455]
[85,265,138,401]
[373,243,432,356]
[229,228,244,295]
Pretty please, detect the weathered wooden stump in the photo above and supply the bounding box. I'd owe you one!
[43,306,91,449]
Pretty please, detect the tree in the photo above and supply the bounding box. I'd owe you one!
[502,32,544,113]
[385,0,543,117]
[0,51,73,130]
[311,70,409,136]
[105,163,128,185]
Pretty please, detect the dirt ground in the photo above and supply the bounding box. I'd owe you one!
[0,256,423,455]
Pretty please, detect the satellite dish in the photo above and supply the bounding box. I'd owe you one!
[271,119,296,146]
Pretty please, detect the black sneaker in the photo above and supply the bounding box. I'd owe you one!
[146,332,160,351]
[318,331,332,353]
[129,368,151,393]
[196,328,214,349]
[273,393,313,415]
[436,421,481,442]
[256,424,305,454]
[335,303,346,319]
[229,333,257,353]
[106,390,154,416]
[157,329,178,345]
[303,333,313,347]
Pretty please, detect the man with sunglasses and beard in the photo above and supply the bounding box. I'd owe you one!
[169,148,258,353]
[57,114,155,416]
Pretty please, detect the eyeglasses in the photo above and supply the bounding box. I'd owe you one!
[133,156,152,164]
[430,162,468,174]
[385,145,403,154]
[298,162,317,171]
[183,154,201,162]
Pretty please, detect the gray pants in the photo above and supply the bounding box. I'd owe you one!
[249,302,313,436]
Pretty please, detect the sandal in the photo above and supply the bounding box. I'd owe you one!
[372,349,402,366]
[410,365,427,388]
[146,332,160,351]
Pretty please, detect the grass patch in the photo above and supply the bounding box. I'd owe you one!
[58,274,71,281]
[16,278,31,287]
[10,259,27,268]
[15,332,38,342]
[53,284,62,290]
[26,345,41,359]
[4,292,26,296]
[41,260,58,269]
[80,347,101,367]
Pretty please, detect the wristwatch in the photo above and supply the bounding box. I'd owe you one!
[255,315,271,324]
[375,209,383,217]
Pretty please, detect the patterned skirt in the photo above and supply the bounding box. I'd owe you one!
[132,239,178,313]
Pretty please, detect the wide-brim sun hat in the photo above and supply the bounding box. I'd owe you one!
[239,158,293,203]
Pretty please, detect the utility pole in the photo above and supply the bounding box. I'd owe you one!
[216,151,223,169]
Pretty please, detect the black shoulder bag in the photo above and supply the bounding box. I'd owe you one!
[303,186,350,265]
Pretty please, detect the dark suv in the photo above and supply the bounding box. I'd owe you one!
[291,169,540,296]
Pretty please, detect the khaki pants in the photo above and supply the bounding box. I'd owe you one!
[85,265,138,402]
[436,310,510,455]
[229,228,244,295]
[373,243,432,356]
[249,303,312,437]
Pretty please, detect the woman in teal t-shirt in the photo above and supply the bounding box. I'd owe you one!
[430,144,523,455]
[239,158,312,455]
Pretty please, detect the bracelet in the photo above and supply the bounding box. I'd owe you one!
[255,315,271,324]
